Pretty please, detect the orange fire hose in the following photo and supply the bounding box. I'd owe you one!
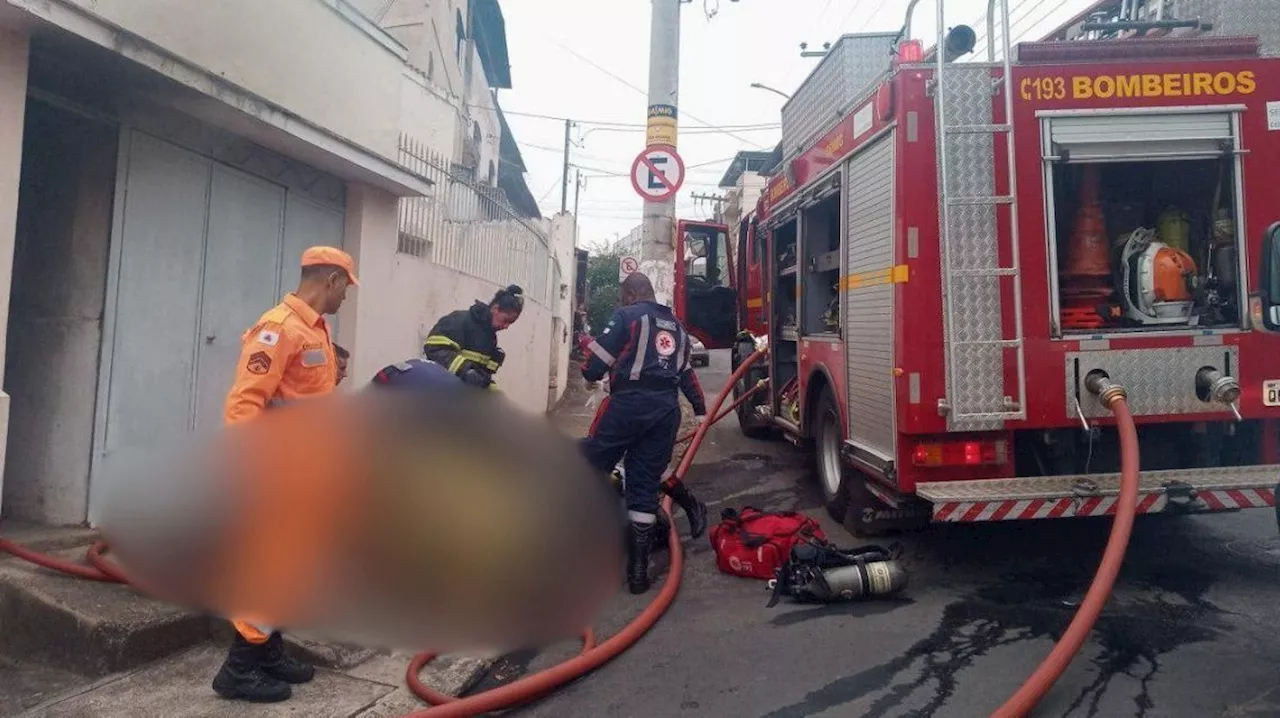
[0,349,770,718]
[993,381,1139,717]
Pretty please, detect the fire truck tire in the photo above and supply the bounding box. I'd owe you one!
[813,389,852,522]
[812,388,897,535]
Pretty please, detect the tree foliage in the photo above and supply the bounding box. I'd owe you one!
[585,249,622,333]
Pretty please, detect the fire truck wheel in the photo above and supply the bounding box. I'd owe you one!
[813,389,852,522]
[813,388,896,535]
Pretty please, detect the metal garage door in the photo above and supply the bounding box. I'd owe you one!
[89,130,345,521]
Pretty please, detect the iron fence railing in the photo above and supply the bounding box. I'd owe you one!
[397,133,551,307]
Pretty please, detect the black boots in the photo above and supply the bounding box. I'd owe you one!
[627,521,657,595]
[662,481,708,539]
[213,632,313,703]
[263,631,315,684]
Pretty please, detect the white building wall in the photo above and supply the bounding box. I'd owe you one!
[55,0,409,159]
[0,27,28,516]
[400,70,460,158]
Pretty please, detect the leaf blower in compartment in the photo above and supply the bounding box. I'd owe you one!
[1059,166,1116,330]
[1117,226,1200,326]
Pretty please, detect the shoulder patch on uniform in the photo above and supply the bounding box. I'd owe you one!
[256,329,280,347]
[246,351,272,375]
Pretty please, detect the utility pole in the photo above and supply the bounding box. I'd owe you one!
[640,0,681,306]
[560,118,572,214]
[572,170,583,245]
[690,192,727,222]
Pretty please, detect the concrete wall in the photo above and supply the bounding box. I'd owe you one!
[61,0,407,158]
[366,0,502,177]
[400,70,459,158]
[3,102,115,523]
[0,29,28,515]
[547,213,578,409]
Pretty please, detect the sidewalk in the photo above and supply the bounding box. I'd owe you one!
[12,644,486,718]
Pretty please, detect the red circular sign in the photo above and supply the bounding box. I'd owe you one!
[630,146,685,202]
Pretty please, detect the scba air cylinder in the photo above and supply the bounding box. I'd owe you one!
[814,559,909,600]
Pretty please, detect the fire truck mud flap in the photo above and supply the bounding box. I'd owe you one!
[916,465,1279,522]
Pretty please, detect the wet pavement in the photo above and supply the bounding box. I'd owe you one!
[500,350,1280,717]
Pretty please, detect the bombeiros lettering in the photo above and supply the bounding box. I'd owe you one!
[1020,71,1257,101]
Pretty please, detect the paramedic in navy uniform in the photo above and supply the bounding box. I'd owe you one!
[580,272,709,594]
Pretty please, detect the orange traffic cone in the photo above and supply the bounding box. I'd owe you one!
[1060,166,1114,330]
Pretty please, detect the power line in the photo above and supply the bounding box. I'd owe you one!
[855,0,893,33]
[536,173,564,204]
[469,102,782,134]
[836,0,870,31]
[576,124,780,137]
[544,37,771,149]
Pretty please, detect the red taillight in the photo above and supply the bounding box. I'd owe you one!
[898,40,924,63]
[913,439,1008,467]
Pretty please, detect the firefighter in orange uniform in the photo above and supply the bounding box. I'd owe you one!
[212,246,358,703]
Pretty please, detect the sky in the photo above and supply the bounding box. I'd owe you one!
[497,0,1097,250]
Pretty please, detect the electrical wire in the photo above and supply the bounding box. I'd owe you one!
[969,0,1061,54]
[477,104,783,130]
[855,0,893,33]
[536,173,565,204]
[836,0,870,31]
[542,38,771,149]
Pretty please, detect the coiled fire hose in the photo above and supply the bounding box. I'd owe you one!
[993,372,1139,717]
[0,349,769,718]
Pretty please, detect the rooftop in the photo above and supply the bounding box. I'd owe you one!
[718,150,777,188]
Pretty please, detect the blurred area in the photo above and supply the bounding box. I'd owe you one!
[98,389,623,656]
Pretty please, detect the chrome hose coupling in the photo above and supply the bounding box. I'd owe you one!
[1084,370,1128,408]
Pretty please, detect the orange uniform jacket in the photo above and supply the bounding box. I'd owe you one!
[220,293,342,640]
[225,293,339,424]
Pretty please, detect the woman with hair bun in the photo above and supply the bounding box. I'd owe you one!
[422,285,525,389]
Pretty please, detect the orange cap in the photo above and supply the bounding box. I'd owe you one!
[301,246,359,286]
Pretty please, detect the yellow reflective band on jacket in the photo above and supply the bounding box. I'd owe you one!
[427,334,499,374]
[447,355,468,374]
[424,335,462,350]
[459,349,500,372]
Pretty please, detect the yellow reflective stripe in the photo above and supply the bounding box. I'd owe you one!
[424,335,462,349]
[448,355,468,374]
[838,264,910,291]
[459,349,500,372]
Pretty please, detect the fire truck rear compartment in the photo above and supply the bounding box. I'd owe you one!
[1048,120,1243,335]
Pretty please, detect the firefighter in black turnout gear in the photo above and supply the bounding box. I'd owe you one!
[423,285,524,389]
[581,272,709,595]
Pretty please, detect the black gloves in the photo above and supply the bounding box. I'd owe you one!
[461,366,493,389]
[492,348,506,367]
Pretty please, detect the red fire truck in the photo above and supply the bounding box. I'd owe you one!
[674,2,1280,536]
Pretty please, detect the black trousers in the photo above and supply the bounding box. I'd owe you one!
[580,391,680,521]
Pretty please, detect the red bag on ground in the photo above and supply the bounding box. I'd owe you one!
[708,507,826,580]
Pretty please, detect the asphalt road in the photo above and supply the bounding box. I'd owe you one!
[498,350,1280,718]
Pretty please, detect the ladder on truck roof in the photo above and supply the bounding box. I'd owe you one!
[932,0,1027,428]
